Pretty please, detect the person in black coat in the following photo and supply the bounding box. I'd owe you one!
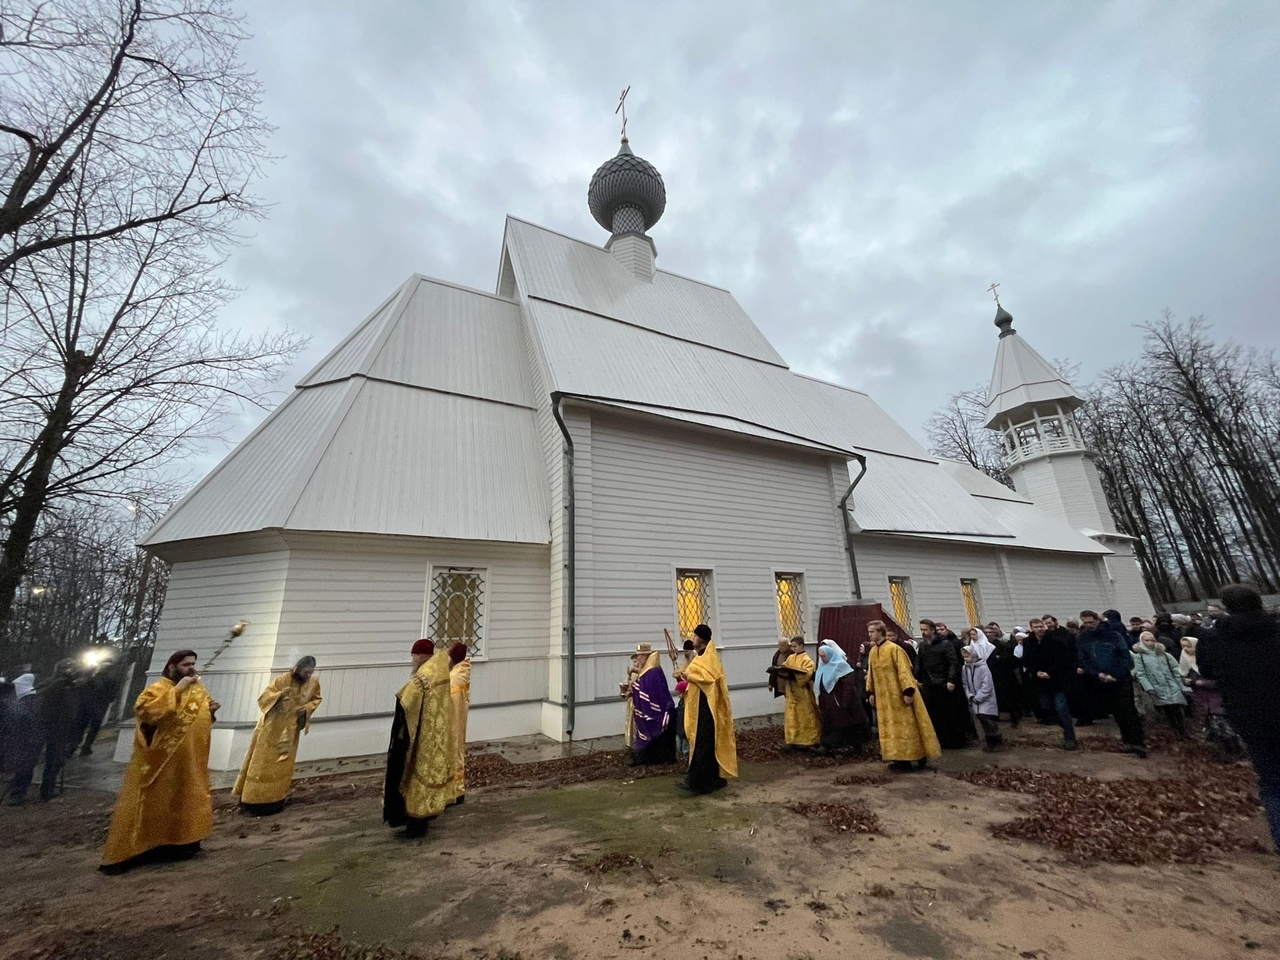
[986,624,1023,726]
[1198,584,1280,854]
[1024,618,1078,749]
[916,620,970,749]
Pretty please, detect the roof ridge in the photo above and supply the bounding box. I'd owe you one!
[502,215,735,293]
[407,272,519,303]
[792,371,871,398]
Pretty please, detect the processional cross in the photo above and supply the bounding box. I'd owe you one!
[987,282,1002,306]
[616,85,630,139]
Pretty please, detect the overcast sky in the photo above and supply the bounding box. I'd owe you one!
[213,0,1280,468]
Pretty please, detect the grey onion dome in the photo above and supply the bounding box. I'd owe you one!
[587,137,666,234]
[994,303,1016,338]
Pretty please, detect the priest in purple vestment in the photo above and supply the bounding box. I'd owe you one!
[629,644,677,766]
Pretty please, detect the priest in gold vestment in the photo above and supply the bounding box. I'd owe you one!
[769,636,820,749]
[232,656,323,813]
[677,624,738,795]
[383,638,455,837]
[101,650,220,872]
[865,620,941,771]
[447,643,471,803]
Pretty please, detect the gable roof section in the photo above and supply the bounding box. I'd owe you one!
[504,220,931,461]
[850,453,1014,537]
[503,217,787,366]
[143,276,549,549]
[985,331,1082,427]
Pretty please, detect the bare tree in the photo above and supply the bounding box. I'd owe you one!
[1,498,168,674]
[924,385,1012,486]
[0,1,305,641]
[0,1,265,276]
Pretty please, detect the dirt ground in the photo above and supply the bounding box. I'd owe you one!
[1,721,1276,960]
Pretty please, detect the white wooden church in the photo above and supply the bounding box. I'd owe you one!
[125,135,1152,770]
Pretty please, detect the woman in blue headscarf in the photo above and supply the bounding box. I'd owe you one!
[814,640,871,753]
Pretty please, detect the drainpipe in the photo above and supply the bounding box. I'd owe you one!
[838,453,868,600]
[550,393,576,738]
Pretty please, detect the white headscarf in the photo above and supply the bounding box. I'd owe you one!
[966,629,995,662]
[1178,637,1199,677]
[13,673,36,699]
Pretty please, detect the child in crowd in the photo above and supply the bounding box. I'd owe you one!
[961,646,1002,752]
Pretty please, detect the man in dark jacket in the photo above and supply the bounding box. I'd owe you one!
[986,624,1023,726]
[1198,584,1280,854]
[916,620,968,749]
[6,660,79,803]
[1024,618,1077,749]
[1077,610,1146,756]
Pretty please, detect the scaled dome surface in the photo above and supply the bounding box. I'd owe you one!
[587,138,666,233]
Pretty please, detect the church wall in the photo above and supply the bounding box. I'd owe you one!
[272,533,551,710]
[114,540,293,766]
[853,535,1117,631]
[129,532,553,769]
[1097,540,1156,617]
[558,410,852,739]
[519,294,570,711]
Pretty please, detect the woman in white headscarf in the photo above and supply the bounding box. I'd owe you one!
[963,628,995,662]
[814,640,871,753]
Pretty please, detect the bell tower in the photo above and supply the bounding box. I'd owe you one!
[983,298,1154,613]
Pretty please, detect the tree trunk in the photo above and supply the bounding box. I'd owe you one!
[0,359,89,639]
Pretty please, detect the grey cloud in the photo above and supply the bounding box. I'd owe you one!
[186,0,1280,481]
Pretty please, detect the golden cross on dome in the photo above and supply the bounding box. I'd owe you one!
[987,282,1002,306]
[616,85,630,140]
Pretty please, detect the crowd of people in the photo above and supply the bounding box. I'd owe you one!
[767,607,1253,763]
[1,650,122,804]
[4,584,1276,873]
[753,585,1279,854]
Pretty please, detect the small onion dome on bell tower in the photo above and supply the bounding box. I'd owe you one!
[587,137,666,236]
[995,303,1016,338]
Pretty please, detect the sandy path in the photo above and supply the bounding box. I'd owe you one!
[0,726,1275,960]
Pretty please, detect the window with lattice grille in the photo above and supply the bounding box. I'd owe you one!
[960,579,982,626]
[675,570,711,640]
[775,573,806,639]
[888,576,913,629]
[427,567,486,658]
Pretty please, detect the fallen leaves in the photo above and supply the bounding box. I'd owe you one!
[953,756,1264,865]
[787,800,882,836]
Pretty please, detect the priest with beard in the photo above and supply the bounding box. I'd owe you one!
[384,638,455,838]
[676,624,738,795]
[101,650,220,872]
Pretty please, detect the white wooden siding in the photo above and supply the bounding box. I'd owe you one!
[151,547,292,679]
[1011,455,1111,533]
[854,534,1120,632]
[151,532,549,727]
[581,411,852,698]
[271,534,550,717]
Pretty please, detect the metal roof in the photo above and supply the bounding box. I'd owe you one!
[504,220,936,461]
[936,459,1032,503]
[144,277,548,548]
[932,459,1110,555]
[985,327,1083,428]
[503,217,787,366]
[849,453,1014,537]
